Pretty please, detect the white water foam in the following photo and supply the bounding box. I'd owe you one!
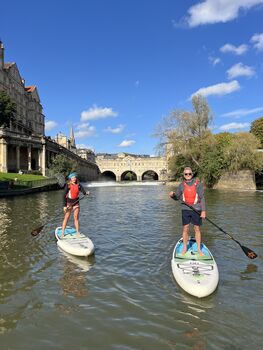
[83,181,165,188]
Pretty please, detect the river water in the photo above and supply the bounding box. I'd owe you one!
[0,183,262,350]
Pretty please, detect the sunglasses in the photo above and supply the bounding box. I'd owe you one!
[184,173,192,176]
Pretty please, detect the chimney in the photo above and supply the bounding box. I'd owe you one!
[0,40,4,69]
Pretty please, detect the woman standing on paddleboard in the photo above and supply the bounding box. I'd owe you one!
[169,167,206,255]
[61,172,89,238]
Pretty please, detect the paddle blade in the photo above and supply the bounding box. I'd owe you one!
[241,245,257,259]
[31,225,45,236]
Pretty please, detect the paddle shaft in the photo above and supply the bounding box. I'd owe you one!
[181,201,243,243]
[31,195,86,236]
[183,202,237,240]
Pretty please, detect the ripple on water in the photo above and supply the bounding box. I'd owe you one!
[0,187,263,350]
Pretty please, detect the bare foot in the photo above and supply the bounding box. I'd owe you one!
[198,250,204,256]
[181,248,187,255]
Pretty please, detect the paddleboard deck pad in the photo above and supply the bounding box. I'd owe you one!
[171,237,219,298]
[55,226,95,257]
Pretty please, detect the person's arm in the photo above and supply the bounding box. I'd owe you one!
[169,183,183,200]
[197,182,206,217]
[79,184,89,196]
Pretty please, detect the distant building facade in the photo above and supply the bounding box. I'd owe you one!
[96,152,168,181]
[77,148,96,163]
[0,41,46,173]
[0,41,99,180]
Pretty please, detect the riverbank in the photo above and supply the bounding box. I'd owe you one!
[166,170,263,190]
[0,183,61,197]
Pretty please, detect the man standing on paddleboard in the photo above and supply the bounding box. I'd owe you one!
[169,167,206,255]
[61,172,89,238]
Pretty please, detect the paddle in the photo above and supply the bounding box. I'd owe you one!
[31,195,86,236]
[171,196,257,259]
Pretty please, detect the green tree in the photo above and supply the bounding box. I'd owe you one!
[190,94,213,138]
[155,95,212,159]
[223,132,263,173]
[250,116,263,148]
[156,97,263,187]
[155,95,213,177]
[0,90,17,127]
[48,154,78,177]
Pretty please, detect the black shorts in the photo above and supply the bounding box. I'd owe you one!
[182,209,202,226]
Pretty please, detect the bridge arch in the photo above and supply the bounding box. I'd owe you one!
[101,170,116,181]
[121,170,137,181]
[142,170,159,181]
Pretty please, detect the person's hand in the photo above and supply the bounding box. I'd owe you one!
[169,191,179,200]
[200,211,206,219]
[169,191,175,198]
[63,206,69,213]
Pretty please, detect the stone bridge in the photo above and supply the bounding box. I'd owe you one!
[96,152,168,182]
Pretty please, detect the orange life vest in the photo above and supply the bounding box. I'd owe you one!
[183,180,199,205]
[67,183,79,200]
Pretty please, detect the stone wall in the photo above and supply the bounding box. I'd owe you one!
[213,170,256,190]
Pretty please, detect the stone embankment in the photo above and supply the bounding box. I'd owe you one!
[165,170,258,190]
[0,179,62,198]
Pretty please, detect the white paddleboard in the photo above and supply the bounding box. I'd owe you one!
[55,226,95,257]
[171,237,219,298]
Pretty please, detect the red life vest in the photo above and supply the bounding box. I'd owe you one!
[67,183,79,200]
[183,180,199,205]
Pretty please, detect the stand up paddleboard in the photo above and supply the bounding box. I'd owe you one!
[171,237,219,298]
[55,226,95,257]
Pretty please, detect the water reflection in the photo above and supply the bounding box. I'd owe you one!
[59,251,95,298]
[240,263,258,280]
[0,187,262,349]
[182,328,206,350]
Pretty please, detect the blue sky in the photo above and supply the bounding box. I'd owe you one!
[1,0,263,155]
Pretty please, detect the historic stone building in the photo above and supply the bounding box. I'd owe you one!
[96,152,168,181]
[77,148,96,163]
[0,41,46,173]
[0,41,98,180]
[0,42,167,182]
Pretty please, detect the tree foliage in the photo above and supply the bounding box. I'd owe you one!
[250,116,263,147]
[190,94,213,138]
[223,132,262,173]
[0,90,17,127]
[48,154,78,177]
[156,97,263,187]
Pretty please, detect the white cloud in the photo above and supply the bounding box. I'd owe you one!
[104,124,125,134]
[118,140,136,147]
[75,122,96,138]
[221,106,263,117]
[190,80,240,99]
[220,43,248,55]
[186,0,263,27]
[45,120,58,131]
[227,62,255,79]
[251,32,263,51]
[81,105,118,121]
[219,122,250,131]
[209,56,221,65]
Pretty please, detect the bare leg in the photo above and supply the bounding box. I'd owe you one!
[182,224,190,254]
[194,225,203,255]
[73,207,80,235]
[61,209,72,238]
